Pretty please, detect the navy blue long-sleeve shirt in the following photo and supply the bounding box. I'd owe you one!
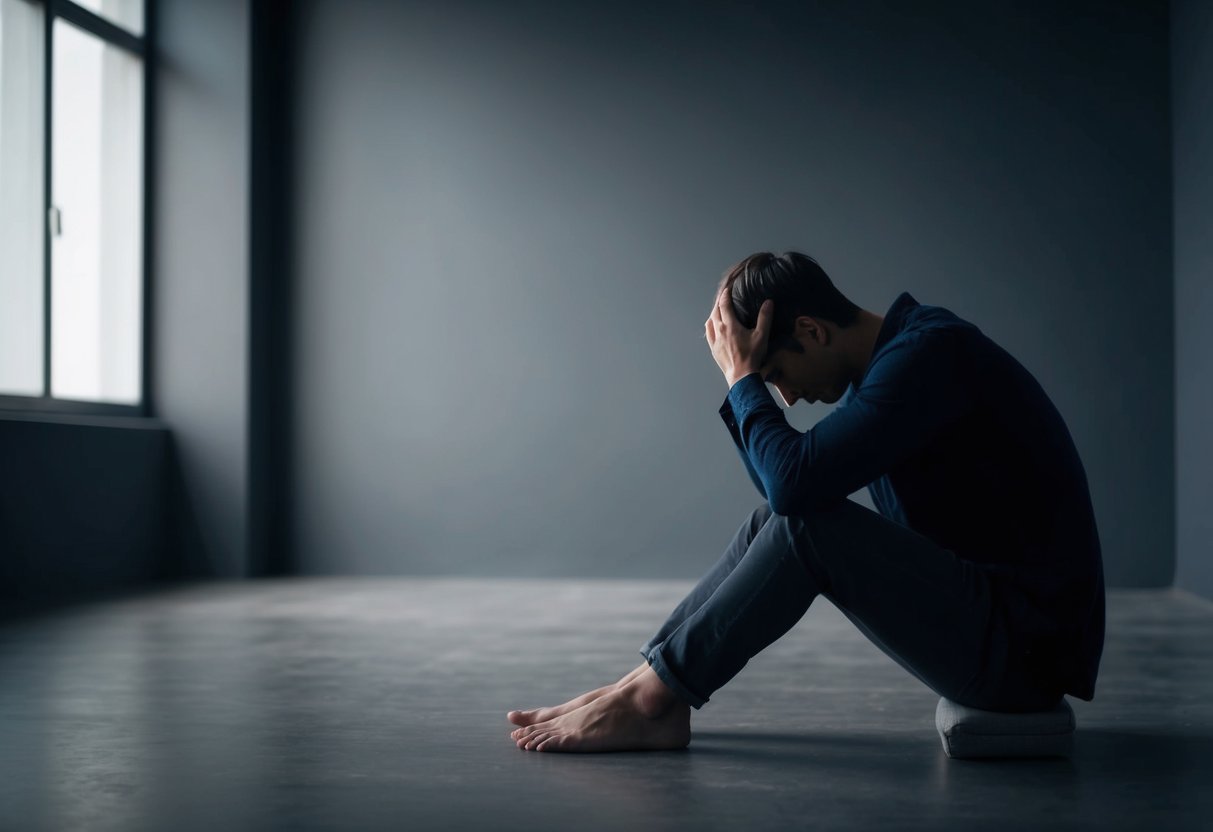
[718,292,1105,701]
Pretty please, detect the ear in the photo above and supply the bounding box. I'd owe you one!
[795,316,829,346]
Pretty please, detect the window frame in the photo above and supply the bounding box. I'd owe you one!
[0,0,154,418]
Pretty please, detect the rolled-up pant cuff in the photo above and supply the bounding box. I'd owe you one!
[639,643,708,709]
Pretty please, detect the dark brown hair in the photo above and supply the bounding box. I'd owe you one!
[720,251,860,355]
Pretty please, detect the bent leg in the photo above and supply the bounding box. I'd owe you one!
[643,503,821,708]
[644,498,1061,712]
[638,502,774,662]
[512,503,774,734]
[795,499,1062,711]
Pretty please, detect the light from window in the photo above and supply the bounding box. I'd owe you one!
[0,0,46,396]
[72,0,143,36]
[50,17,143,404]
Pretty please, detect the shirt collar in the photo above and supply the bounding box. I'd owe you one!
[851,292,919,391]
[871,291,919,356]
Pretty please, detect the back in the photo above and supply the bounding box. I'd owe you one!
[861,296,1105,700]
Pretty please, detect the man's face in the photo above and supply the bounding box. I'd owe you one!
[756,318,849,407]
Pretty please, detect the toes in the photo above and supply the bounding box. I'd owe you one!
[514,717,562,749]
[507,709,535,726]
[512,724,540,741]
[516,723,540,748]
[521,722,546,739]
[535,735,560,752]
[525,732,549,751]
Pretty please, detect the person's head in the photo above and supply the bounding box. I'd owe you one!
[720,251,863,406]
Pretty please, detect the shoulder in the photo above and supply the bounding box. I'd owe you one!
[871,325,965,373]
[860,318,977,399]
[893,300,985,359]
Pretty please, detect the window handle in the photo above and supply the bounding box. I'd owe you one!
[48,206,62,237]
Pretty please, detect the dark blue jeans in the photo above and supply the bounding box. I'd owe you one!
[639,499,1065,713]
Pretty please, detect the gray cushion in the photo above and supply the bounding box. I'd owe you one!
[936,696,1075,759]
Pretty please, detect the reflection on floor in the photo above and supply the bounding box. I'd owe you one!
[1,579,1210,831]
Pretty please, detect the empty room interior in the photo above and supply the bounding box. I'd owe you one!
[2,0,1212,829]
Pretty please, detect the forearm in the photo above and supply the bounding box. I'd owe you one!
[721,405,769,499]
[722,374,810,513]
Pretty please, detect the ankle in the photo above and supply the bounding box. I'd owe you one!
[614,662,648,690]
[627,669,682,718]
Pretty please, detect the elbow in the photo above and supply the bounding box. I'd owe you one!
[768,482,827,517]
[767,487,795,516]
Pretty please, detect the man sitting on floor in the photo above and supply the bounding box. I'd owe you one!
[507,250,1106,753]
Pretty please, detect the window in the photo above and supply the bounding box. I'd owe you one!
[0,0,148,414]
[0,0,44,397]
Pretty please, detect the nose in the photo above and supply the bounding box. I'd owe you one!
[775,385,798,407]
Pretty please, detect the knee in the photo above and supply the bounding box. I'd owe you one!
[764,506,812,541]
[750,501,775,527]
[749,508,830,587]
[752,501,822,548]
[741,501,776,541]
[773,498,853,527]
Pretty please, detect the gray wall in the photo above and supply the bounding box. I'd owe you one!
[1173,0,1213,604]
[292,0,1172,583]
[153,0,251,578]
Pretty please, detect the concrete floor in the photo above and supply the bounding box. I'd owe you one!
[1,578,1211,832]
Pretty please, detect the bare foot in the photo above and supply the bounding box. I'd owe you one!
[511,666,691,753]
[507,662,649,728]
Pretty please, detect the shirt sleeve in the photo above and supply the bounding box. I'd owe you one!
[719,331,972,515]
[719,395,769,500]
